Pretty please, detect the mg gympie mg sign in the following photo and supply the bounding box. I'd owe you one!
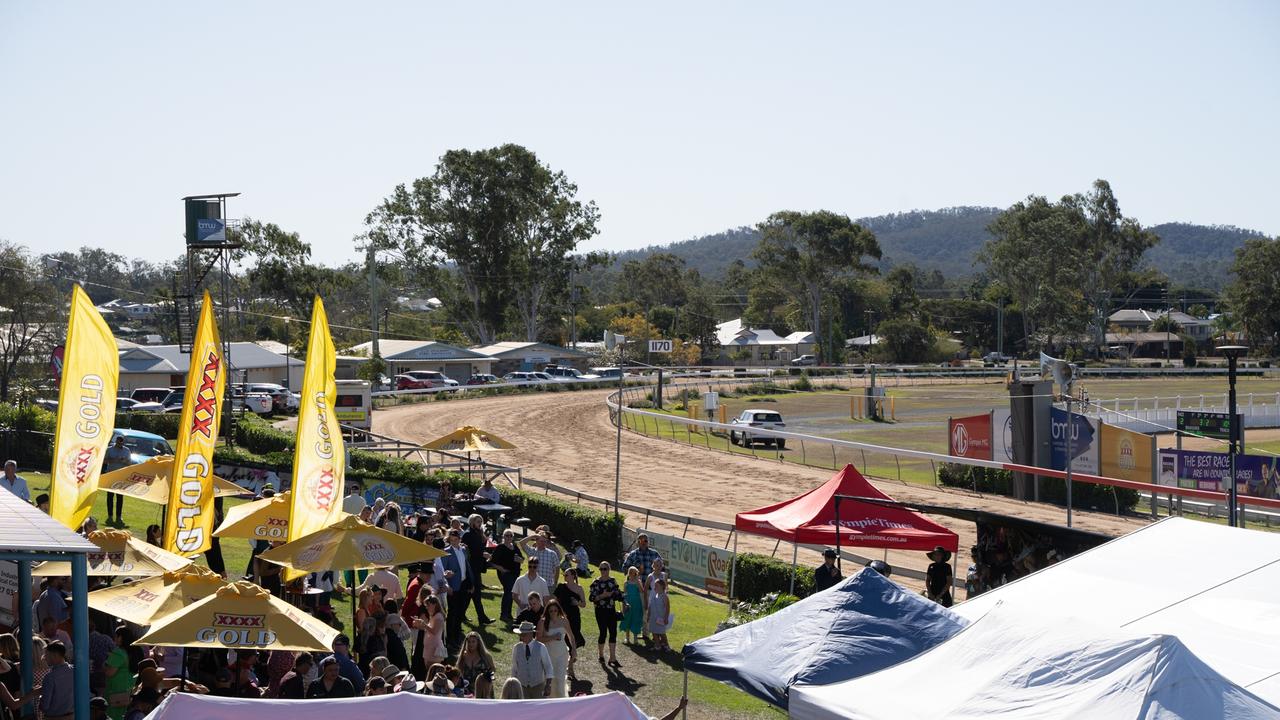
[948,413,993,460]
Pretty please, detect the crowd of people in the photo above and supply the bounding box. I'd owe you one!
[0,468,688,717]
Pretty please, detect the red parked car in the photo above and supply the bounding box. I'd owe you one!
[394,374,431,391]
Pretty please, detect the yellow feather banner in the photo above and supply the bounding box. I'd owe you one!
[164,291,225,555]
[49,286,119,530]
[285,297,344,580]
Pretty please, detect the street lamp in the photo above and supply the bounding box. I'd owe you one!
[283,317,292,390]
[1217,345,1247,527]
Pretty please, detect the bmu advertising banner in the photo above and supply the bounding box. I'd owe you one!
[1049,408,1099,474]
[1157,448,1280,498]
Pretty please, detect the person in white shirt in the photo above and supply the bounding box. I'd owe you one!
[509,621,551,698]
[358,567,403,601]
[341,487,366,516]
[511,558,549,616]
[474,479,500,504]
[0,461,29,503]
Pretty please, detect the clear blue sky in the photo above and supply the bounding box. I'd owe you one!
[2,2,1277,266]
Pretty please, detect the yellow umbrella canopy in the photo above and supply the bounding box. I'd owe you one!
[87,565,226,626]
[257,515,445,573]
[213,491,292,541]
[98,457,250,503]
[137,580,339,652]
[421,425,517,453]
[213,491,349,541]
[32,529,194,577]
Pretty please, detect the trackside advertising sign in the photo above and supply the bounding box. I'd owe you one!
[948,413,993,460]
[1157,448,1280,497]
[626,529,735,596]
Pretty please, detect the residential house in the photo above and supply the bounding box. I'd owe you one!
[1107,309,1211,343]
[345,339,493,383]
[470,341,592,375]
[713,319,815,365]
[117,342,303,391]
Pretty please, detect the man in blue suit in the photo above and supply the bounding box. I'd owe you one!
[440,528,472,652]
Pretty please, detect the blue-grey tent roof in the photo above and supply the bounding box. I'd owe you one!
[683,568,967,708]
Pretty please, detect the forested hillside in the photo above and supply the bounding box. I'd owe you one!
[611,208,1267,287]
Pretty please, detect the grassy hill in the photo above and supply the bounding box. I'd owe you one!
[610,208,1268,288]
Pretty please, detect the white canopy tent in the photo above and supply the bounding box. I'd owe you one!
[145,690,652,720]
[953,517,1280,704]
[789,605,1280,720]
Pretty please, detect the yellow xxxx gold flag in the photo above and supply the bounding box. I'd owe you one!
[164,291,225,556]
[49,286,119,530]
[285,297,344,580]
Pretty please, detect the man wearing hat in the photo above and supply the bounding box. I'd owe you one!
[89,697,109,720]
[925,545,954,607]
[323,635,364,691]
[814,549,842,593]
[509,621,552,699]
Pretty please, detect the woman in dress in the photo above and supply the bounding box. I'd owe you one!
[377,503,403,535]
[620,566,645,644]
[104,627,141,719]
[647,578,672,652]
[553,568,587,678]
[456,632,495,691]
[588,562,622,667]
[538,599,573,698]
[411,596,447,680]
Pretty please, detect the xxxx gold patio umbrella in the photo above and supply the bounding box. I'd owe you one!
[86,565,226,626]
[421,425,517,453]
[212,491,312,541]
[257,515,446,640]
[98,457,250,504]
[32,529,193,577]
[137,580,339,652]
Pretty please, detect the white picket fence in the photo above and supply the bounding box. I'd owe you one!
[1084,392,1280,431]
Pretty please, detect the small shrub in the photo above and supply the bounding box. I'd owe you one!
[726,552,814,602]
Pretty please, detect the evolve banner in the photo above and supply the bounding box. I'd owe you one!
[1157,448,1280,497]
[1049,407,1099,474]
[948,413,993,460]
[1099,424,1155,484]
[625,529,735,596]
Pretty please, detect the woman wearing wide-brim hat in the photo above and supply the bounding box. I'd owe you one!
[924,545,954,607]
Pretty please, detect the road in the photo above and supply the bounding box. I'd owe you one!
[372,388,1153,591]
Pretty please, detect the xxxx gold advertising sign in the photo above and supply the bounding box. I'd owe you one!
[1100,423,1155,484]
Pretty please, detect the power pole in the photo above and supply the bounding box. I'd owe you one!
[367,246,380,358]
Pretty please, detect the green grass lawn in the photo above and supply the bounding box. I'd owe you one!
[21,471,781,719]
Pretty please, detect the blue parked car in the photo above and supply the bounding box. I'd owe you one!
[112,428,174,465]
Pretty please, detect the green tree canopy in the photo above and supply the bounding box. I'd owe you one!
[1224,236,1280,354]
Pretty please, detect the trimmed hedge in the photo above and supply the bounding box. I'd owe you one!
[227,414,627,560]
[114,412,181,438]
[726,552,815,602]
[938,462,1139,513]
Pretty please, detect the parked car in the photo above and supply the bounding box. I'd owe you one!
[130,387,171,404]
[589,367,630,380]
[112,428,175,465]
[403,370,460,388]
[160,389,184,413]
[983,352,1012,364]
[729,408,787,448]
[527,371,554,382]
[791,354,816,366]
[395,374,432,391]
[544,365,600,380]
[117,397,165,413]
[230,385,274,415]
[503,371,542,383]
[466,374,499,385]
[245,382,298,412]
[33,398,58,412]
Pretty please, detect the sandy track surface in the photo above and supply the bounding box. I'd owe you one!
[373,389,1153,591]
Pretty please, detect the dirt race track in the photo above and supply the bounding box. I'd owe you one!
[374,388,1154,593]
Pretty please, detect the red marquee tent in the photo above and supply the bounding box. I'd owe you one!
[736,464,958,553]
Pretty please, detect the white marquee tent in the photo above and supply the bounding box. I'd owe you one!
[789,605,1280,720]
[952,517,1280,705]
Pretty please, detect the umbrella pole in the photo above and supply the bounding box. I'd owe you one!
[682,667,689,720]
[727,533,738,610]
[351,569,358,662]
[181,647,187,690]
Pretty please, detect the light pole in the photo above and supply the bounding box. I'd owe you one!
[283,317,291,390]
[1218,345,1247,527]
[614,355,624,520]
